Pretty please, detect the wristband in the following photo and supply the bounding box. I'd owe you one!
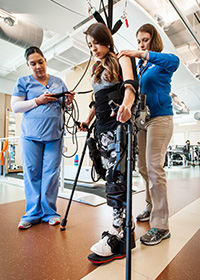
[89,101,95,108]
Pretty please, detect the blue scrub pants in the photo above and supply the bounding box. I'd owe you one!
[20,137,63,223]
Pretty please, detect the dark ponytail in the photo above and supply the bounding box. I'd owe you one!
[24,46,44,61]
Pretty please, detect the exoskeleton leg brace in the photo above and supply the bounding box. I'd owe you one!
[105,124,127,209]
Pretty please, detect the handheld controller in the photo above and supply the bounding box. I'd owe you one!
[50,91,70,98]
[75,121,88,129]
[108,100,119,113]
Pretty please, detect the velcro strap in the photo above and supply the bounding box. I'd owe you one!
[101,231,120,254]
[120,79,139,97]
[89,101,95,108]
[107,193,127,208]
[106,183,126,194]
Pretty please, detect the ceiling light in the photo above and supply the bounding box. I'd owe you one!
[154,14,170,31]
[0,9,16,26]
[3,16,15,26]
[194,112,200,120]
[0,15,15,26]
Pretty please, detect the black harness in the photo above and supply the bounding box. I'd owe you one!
[92,59,139,134]
[89,58,139,209]
[94,83,123,124]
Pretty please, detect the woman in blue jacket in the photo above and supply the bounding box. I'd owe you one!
[118,23,180,245]
[11,46,74,229]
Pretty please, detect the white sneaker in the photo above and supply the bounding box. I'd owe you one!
[48,217,60,226]
[90,227,123,257]
[18,221,32,229]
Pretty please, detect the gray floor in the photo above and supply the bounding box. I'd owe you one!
[0,166,199,205]
[0,181,25,204]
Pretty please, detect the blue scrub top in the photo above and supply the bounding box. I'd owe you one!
[13,74,68,141]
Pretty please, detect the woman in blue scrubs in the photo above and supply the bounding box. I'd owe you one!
[11,46,74,229]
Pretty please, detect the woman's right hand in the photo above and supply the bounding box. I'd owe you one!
[117,50,141,59]
[78,122,89,131]
[35,93,57,105]
[118,50,148,60]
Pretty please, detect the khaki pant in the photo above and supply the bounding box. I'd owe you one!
[137,115,173,230]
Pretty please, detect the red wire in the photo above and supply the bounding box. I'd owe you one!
[88,8,91,20]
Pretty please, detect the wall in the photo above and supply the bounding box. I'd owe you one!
[0,93,6,138]
[63,61,94,167]
[1,61,200,172]
[0,77,16,95]
[15,113,23,167]
[0,92,23,168]
[0,92,12,138]
[171,122,200,145]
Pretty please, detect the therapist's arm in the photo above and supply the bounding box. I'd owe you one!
[11,92,58,113]
[11,96,38,113]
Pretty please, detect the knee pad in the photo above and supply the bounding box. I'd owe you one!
[106,183,127,208]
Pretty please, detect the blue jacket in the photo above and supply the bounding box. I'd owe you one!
[138,51,180,118]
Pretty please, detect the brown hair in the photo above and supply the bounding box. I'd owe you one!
[136,23,163,52]
[84,23,119,83]
[24,46,44,61]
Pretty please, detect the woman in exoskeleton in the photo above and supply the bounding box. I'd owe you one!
[79,22,139,263]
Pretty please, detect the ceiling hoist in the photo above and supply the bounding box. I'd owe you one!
[86,0,129,34]
[62,0,131,160]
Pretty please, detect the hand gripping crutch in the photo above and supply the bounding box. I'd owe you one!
[109,100,138,280]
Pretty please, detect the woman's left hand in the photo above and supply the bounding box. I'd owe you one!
[117,104,131,123]
[65,90,75,105]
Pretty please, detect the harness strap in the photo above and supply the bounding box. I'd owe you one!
[120,79,139,98]
[107,193,127,208]
[106,182,127,209]
[106,183,126,194]
[101,231,120,254]
[94,83,123,124]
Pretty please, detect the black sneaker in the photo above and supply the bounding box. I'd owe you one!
[136,210,150,222]
[140,228,171,246]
